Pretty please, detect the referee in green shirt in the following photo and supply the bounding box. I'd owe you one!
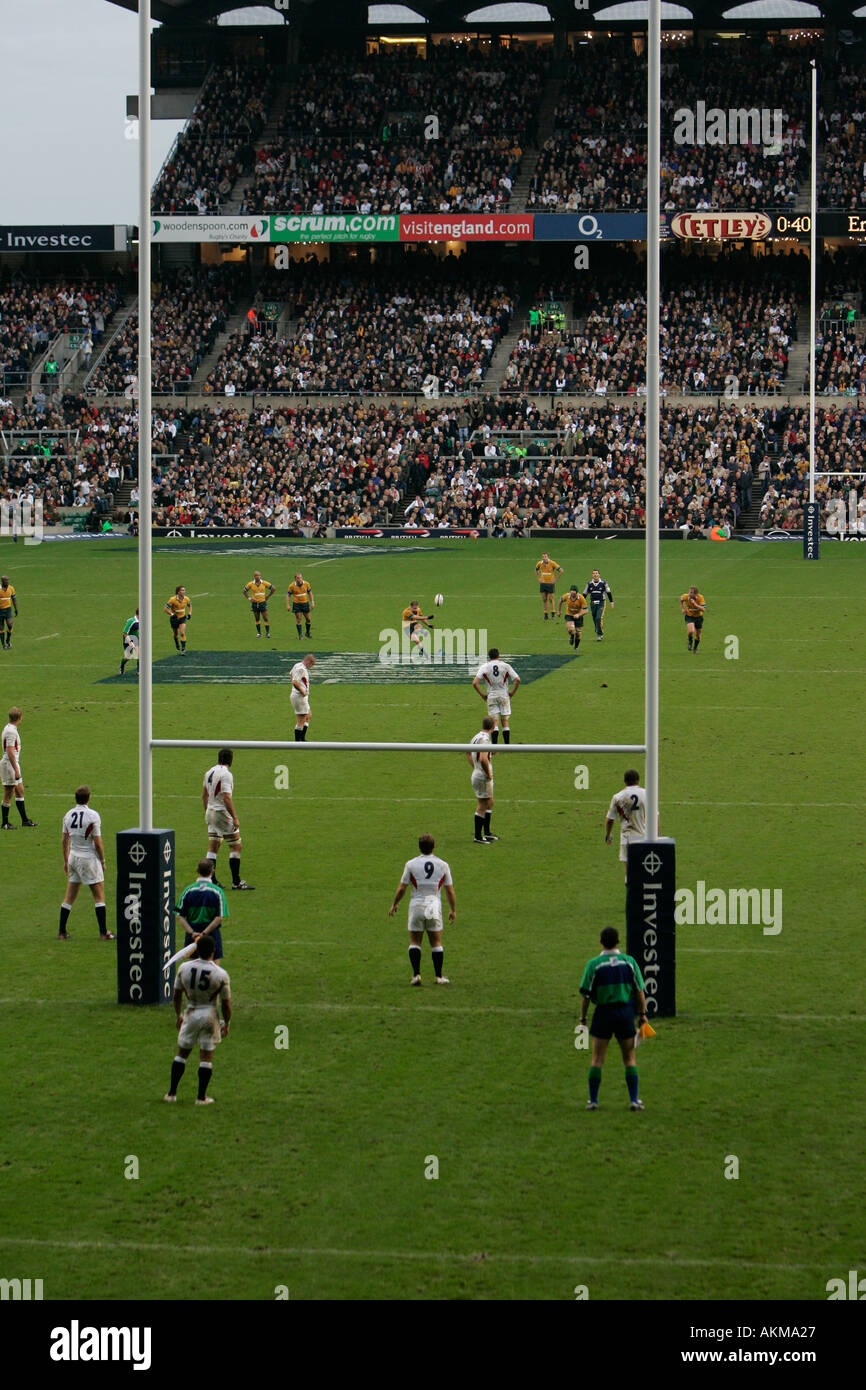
[579,925,647,1111]
[176,860,229,961]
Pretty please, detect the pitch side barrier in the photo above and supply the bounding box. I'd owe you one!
[150,525,691,541]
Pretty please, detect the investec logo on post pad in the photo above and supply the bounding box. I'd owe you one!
[125,840,147,1001]
[162,837,173,989]
[639,850,664,1015]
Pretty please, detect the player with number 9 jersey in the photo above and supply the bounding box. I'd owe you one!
[389,833,456,986]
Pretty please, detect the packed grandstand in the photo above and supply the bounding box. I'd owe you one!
[2,22,866,538]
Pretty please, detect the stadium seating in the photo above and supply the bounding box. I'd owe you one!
[6,391,859,536]
[151,62,275,214]
[529,43,810,213]
[0,278,121,388]
[502,271,797,396]
[818,64,866,210]
[86,266,238,395]
[237,46,545,215]
[204,266,516,395]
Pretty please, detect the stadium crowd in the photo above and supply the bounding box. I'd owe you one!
[151,62,274,214]
[528,42,810,213]
[503,270,798,396]
[204,267,516,395]
[818,62,866,209]
[4,390,862,536]
[86,266,238,395]
[0,277,121,387]
[238,46,545,215]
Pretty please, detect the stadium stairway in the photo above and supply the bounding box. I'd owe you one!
[72,291,139,395]
[738,487,767,532]
[786,334,811,394]
[190,309,252,391]
[482,284,552,394]
[514,77,563,211]
[225,83,292,213]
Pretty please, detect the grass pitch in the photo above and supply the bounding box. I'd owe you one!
[0,534,863,1300]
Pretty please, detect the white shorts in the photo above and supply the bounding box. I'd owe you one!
[487,693,511,718]
[408,900,443,934]
[0,756,19,787]
[471,769,494,799]
[206,807,239,840]
[620,831,644,864]
[67,852,104,886]
[291,691,310,715]
[178,1005,222,1052]
[123,636,139,658]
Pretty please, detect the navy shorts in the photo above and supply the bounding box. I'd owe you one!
[684,614,704,629]
[251,600,268,614]
[184,928,223,960]
[589,1002,636,1041]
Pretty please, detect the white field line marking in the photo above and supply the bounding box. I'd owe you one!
[0,1000,861,1024]
[33,632,59,640]
[35,793,865,809]
[0,1235,836,1273]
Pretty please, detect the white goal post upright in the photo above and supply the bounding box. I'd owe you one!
[138,0,154,833]
[804,59,821,559]
[809,59,818,511]
[645,0,661,842]
[117,0,173,1009]
[127,0,674,1012]
[623,1,677,1018]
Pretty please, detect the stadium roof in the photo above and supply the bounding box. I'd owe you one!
[105,0,866,29]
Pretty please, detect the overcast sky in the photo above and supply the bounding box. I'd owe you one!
[1,0,184,225]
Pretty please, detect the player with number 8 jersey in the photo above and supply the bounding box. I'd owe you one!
[473,648,520,743]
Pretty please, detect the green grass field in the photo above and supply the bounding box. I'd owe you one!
[0,534,863,1301]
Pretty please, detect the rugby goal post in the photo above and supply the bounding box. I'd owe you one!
[119,0,675,1016]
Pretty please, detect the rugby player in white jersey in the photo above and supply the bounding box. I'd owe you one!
[290,653,316,741]
[467,713,498,843]
[0,705,37,828]
[605,769,649,883]
[164,935,232,1105]
[202,749,253,890]
[388,833,456,985]
[472,647,520,744]
[59,785,113,939]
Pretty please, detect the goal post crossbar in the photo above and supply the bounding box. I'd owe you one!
[152,740,646,755]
